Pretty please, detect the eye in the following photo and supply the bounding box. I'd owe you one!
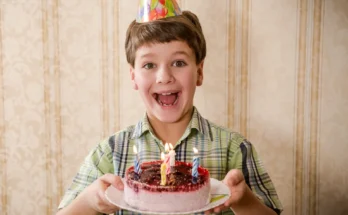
[143,63,156,69]
[172,60,187,67]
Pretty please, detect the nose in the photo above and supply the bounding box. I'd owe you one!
[156,65,174,84]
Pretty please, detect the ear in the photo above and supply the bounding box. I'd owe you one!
[129,65,138,90]
[196,60,204,86]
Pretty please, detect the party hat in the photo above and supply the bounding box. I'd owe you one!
[136,0,182,23]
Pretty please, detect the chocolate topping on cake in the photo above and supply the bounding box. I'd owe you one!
[126,161,210,192]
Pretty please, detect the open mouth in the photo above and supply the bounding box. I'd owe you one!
[154,92,179,106]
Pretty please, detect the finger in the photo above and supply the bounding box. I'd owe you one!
[204,203,225,215]
[100,173,124,190]
[97,185,120,212]
[213,203,227,213]
[223,169,244,187]
[97,182,114,206]
[224,198,232,208]
[222,195,241,209]
[96,177,121,210]
[204,209,213,215]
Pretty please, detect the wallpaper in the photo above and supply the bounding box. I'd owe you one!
[0,0,347,214]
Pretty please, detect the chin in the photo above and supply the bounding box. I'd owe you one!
[145,98,192,123]
[154,112,182,123]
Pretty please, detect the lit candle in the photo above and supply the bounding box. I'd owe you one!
[133,145,141,174]
[192,147,200,182]
[160,152,167,185]
[164,152,171,175]
[164,143,171,174]
[164,143,169,154]
[168,143,176,167]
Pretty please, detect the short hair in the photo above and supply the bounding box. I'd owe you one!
[125,11,206,67]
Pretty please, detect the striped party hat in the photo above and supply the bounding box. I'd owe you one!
[136,0,182,23]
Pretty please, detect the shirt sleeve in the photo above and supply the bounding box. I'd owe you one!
[228,133,283,214]
[58,139,114,210]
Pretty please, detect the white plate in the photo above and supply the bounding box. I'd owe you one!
[105,178,231,215]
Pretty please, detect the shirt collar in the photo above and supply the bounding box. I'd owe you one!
[183,106,213,141]
[131,106,213,141]
[131,112,152,139]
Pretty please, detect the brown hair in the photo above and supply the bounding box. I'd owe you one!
[125,11,206,67]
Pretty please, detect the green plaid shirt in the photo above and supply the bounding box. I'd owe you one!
[58,107,283,214]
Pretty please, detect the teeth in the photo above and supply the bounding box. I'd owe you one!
[157,98,163,106]
[173,96,178,105]
[161,93,172,95]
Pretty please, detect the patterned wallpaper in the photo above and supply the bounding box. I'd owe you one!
[0,0,347,214]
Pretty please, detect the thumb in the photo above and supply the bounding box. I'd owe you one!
[101,174,124,190]
[223,169,245,187]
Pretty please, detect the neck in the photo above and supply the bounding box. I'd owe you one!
[148,107,194,145]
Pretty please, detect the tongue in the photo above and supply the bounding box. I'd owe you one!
[158,94,177,105]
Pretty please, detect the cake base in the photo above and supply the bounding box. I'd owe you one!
[124,182,211,212]
[124,161,211,212]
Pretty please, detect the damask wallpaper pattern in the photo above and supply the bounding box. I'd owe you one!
[0,0,347,214]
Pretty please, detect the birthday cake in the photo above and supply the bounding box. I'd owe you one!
[124,160,211,213]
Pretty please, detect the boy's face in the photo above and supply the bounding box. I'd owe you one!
[130,41,204,124]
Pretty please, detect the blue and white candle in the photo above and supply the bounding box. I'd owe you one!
[133,145,141,174]
[192,147,200,180]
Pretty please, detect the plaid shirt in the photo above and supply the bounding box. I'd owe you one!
[58,107,283,214]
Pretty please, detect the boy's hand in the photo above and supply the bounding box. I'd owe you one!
[57,173,124,215]
[205,169,247,214]
[80,173,124,214]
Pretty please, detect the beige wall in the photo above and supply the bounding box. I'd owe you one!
[0,0,347,214]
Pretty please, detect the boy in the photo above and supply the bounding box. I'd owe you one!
[57,0,283,214]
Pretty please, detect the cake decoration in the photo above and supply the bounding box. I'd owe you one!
[124,160,211,212]
[133,145,142,175]
[160,152,167,185]
[168,143,176,168]
[192,147,200,183]
[124,143,210,212]
[164,143,171,174]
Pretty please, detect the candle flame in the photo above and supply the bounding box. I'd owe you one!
[193,147,198,154]
[133,145,138,154]
[161,152,165,160]
[165,143,169,152]
[169,143,174,150]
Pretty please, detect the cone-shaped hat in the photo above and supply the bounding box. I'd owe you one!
[136,0,182,23]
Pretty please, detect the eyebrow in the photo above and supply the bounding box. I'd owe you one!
[138,53,155,59]
[138,50,191,59]
[172,51,190,57]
